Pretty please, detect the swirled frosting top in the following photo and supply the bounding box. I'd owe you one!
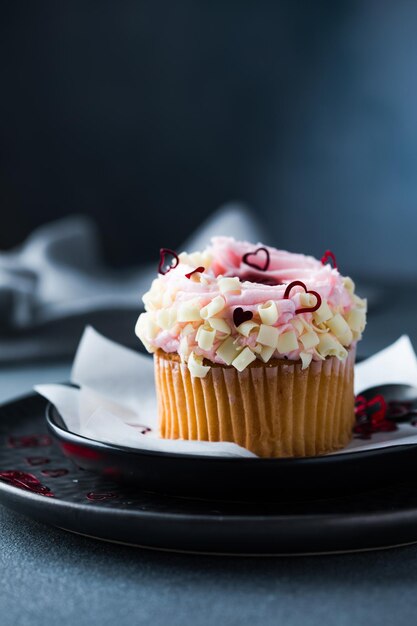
[135,237,366,377]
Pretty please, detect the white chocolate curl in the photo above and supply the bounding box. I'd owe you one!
[200,295,225,319]
[162,291,174,308]
[237,321,259,337]
[177,302,202,322]
[135,313,157,353]
[207,317,231,335]
[257,324,279,348]
[313,299,333,324]
[216,336,242,365]
[188,352,210,378]
[318,334,348,360]
[156,308,177,330]
[291,318,304,334]
[179,250,212,268]
[258,345,276,363]
[300,351,313,369]
[300,330,319,350]
[326,313,353,347]
[277,330,299,353]
[218,276,241,294]
[178,336,190,360]
[347,309,366,332]
[343,277,355,293]
[182,323,195,336]
[258,301,278,325]
[354,294,367,309]
[196,324,216,350]
[232,347,256,371]
[299,292,317,308]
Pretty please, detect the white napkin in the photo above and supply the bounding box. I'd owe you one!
[35,328,417,458]
[0,203,267,363]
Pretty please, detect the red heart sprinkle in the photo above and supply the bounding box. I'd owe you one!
[86,492,118,501]
[233,307,253,327]
[321,250,338,270]
[185,266,205,279]
[158,248,179,275]
[353,394,397,438]
[41,469,69,478]
[26,457,50,466]
[0,471,54,497]
[283,280,322,314]
[8,435,52,448]
[354,395,368,417]
[365,395,388,427]
[242,247,270,272]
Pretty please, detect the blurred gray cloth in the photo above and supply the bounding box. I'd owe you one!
[0,203,265,363]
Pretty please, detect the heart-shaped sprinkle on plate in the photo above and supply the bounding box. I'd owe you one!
[158,248,179,275]
[41,469,69,478]
[283,280,322,314]
[8,434,52,448]
[86,492,118,502]
[354,394,397,438]
[242,247,270,272]
[26,456,50,466]
[233,307,253,327]
[321,250,338,270]
[0,471,54,497]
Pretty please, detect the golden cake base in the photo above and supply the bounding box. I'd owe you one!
[154,349,355,458]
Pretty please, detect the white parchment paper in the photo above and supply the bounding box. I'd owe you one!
[35,328,417,457]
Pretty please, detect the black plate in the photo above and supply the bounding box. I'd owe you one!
[45,393,417,500]
[2,393,417,555]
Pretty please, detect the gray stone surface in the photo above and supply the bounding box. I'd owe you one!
[1,502,417,626]
[0,360,71,404]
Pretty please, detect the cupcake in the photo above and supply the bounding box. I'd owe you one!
[135,238,366,457]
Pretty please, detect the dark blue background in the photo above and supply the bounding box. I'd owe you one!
[1,1,416,276]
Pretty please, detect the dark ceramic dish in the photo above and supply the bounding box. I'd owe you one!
[2,393,417,554]
[45,385,417,501]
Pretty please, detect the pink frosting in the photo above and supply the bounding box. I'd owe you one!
[137,237,366,369]
[156,237,350,309]
[209,236,349,302]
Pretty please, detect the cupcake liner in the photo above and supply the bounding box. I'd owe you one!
[154,349,355,458]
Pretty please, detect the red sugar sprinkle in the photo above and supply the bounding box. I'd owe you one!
[283,280,322,315]
[242,247,270,272]
[0,471,54,497]
[8,435,52,448]
[86,492,118,502]
[41,469,69,478]
[185,266,205,279]
[158,248,179,275]
[321,250,338,270]
[354,394,397,438]
[26,457,50,466]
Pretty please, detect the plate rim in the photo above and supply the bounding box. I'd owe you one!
[46,400,417,466]
[3,477,417,526]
